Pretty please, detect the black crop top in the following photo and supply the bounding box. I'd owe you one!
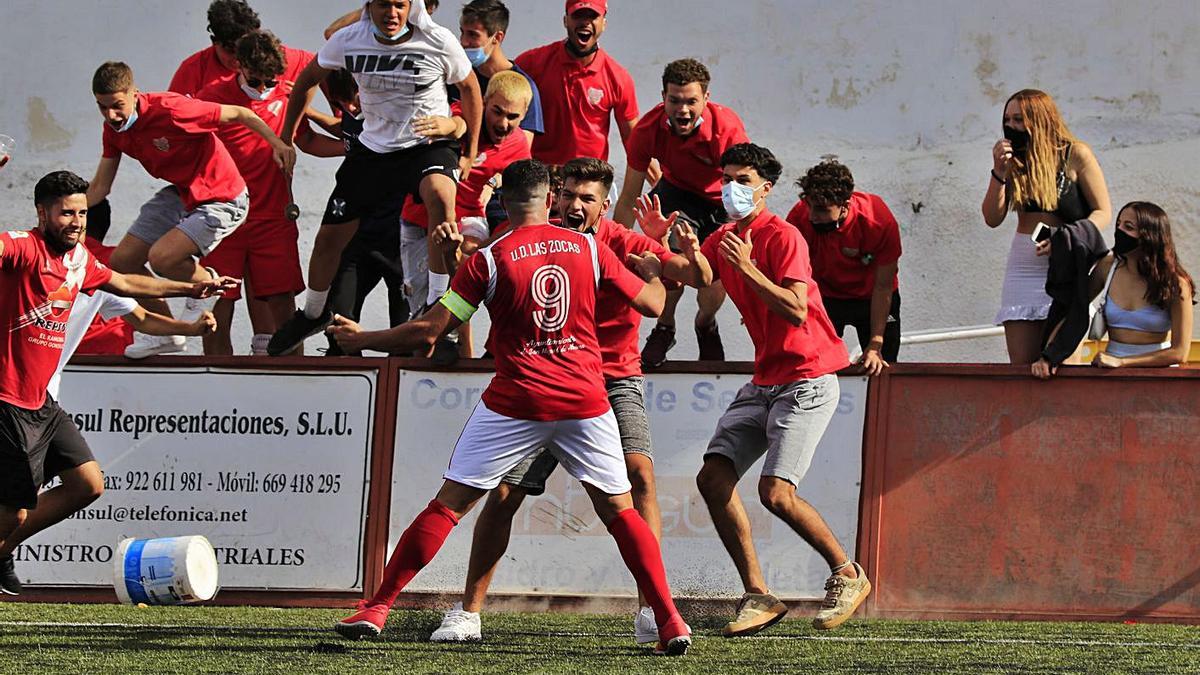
[1020,144,1091,223]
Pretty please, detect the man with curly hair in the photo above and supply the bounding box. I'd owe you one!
[196,30,335,355]
[170,0,263,97]
[786,160,902,375]
[614,58,749,366]
[695,144,870,637]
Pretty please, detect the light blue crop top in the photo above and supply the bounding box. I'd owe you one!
[1103,297,1171,333]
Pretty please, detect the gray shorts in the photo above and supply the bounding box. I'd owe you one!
[501,376,653,496]
[704,374,839,486]
[399,220,429,310]
[127,186,249,256]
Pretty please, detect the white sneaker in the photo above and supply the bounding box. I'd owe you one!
[124,333,186,359]
[179,295,217,323]
[429,603,481,642]
[634,606,658,644]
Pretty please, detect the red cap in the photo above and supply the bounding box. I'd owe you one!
[565,0,606,16]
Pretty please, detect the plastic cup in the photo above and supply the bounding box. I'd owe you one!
[0,135,14,169]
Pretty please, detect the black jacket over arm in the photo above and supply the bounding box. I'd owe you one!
[1041,219,1109,365]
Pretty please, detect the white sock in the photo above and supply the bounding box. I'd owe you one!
[303,288,330,319]
[427,272,450,306]
[250,334,271,355]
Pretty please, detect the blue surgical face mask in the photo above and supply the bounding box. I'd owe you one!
[722,180,766,220]
[372,21,411,42]
[465,46,490,68]
[117,106,139,133]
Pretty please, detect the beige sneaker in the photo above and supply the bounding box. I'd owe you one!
[722,592,788,637]
[812,562,871,629]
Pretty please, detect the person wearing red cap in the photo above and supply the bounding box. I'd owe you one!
[513,0,639,167]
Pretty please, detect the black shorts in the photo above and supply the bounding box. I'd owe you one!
[0,397,95,509]
[650,178,728,248]
[823,291,902,362]
[323,140,461,225]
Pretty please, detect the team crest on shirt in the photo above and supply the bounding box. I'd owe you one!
[153,137,170,152]
[587,87,604,106]
[268,100,284,117]
[475,151,487,166]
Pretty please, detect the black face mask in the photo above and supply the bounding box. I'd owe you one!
[812,219,840,234]
[1003,125,1030,155]
[1113,229,1140,257]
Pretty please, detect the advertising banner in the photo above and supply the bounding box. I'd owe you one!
[18,366,376,591]
[391,370,867,599]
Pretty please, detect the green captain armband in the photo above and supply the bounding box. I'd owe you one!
[439,290,478,322]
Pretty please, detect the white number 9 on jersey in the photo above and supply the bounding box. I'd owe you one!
[531,264,570,332]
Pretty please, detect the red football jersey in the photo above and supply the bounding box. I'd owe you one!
[592,219,675,380]
[196,48,315,222]
[514,43,638,165]
[0,230,113,409]
[102,92,247,211]
[786,192,902,300]
[626,101,749,204]
[169,46,237,97]
[400,109,532,227]
[701,211,849,385]
[443,223,645,420]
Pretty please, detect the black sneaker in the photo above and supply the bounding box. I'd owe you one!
[268,309,333,356]
[641,325,676,369]
[1,555,22,596]
[696,322,725,361]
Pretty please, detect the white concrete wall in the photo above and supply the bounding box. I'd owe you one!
[3,0,1198,362]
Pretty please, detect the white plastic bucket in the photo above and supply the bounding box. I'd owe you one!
[114,535,220,605]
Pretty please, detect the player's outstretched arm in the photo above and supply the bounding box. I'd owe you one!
[626,252,667,318]
[86,157,121,207]
[123,306,217,337]
[282,61,334,155]
[327,304,462,355]
[454,70,484,173]
[324,7,363,40]
[102,272,241,300]
[219,105,293,172]
[612,165,647,228]
[662,220,713,289]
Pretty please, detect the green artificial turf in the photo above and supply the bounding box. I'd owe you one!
[0,603,1196,674]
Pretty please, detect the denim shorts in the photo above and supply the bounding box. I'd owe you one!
[127,186,249,256]
[704,374,839,486]
[501,376,652,495]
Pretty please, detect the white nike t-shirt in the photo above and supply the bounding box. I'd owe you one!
[318,16,471,153]
[46,291,137,400]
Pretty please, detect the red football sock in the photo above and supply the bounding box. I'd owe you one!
[607,508,679,627]
[370,499,459,607]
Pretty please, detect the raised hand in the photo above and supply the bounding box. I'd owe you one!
[633,193,678,242]
[719,228,754,274]
[626,251,663,281]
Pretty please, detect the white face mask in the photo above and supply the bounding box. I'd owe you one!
[722,180,766,220]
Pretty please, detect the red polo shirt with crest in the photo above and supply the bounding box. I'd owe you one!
[626,101,749,204]
[515,42,638,165]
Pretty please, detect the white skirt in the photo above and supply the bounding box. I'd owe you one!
[995,232,1052,324]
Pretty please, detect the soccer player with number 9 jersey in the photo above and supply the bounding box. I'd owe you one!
[326,159,693,656]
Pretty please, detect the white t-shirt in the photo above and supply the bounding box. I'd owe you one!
[317,16,472,153]
[46,291,137,400]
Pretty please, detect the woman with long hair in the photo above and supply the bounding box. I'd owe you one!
[1089,201,1194,368]
[982,89,1111,364]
